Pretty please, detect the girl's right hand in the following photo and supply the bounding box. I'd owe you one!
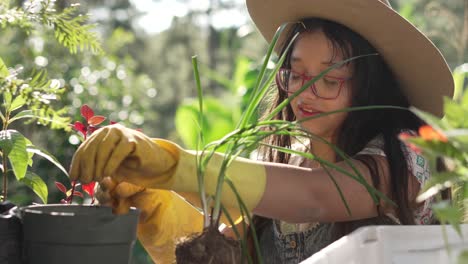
[96,177,204,264]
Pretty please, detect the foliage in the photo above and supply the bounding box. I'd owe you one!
[175,56,260,151]
[0,57,70,204]
[0,0,102,54]
[399,63,468,262]
[0,0,103,204]
[56,104,106,204]
[396,0,467,68]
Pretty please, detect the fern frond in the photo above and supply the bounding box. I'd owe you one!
[0,0,103,54]
[43,6,103,54]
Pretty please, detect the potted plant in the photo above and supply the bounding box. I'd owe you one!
[0,51,72,264]
[0,2,139,264]
[396,63,468,262]
[171,24,387,263]
[19,105,140,264]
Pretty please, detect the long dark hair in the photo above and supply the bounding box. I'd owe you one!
[249,17,425,260]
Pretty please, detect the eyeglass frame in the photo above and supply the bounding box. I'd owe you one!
[275,68,352,100]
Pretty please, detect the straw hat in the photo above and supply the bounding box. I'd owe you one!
[246,0,454,117]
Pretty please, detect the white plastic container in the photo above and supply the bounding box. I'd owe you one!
[302,225,468,264]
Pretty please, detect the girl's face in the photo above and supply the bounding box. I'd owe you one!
[287,31,353,141]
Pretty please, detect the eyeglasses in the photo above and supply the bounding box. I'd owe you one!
[275,68,351,100]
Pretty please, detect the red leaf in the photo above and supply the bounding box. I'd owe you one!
[82,182,96,198]
[72,191,84,198]
[55,182,67,194]
[110,121,118,125]
[73,121,87,136]
[88,126,99,135]
[88,115,106,126]
[81,105,94,121]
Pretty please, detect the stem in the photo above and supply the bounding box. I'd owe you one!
[441,223,451,259]
[238,27,297,129]
[220,206,253,264]
[1,105,10,202]
[437,193,452,258]
[192,55,211,227]
[226,179,263,264]
[211,143,235,222]
[321,163,352,216]
[68,180,77,204]
[2,154,7,201]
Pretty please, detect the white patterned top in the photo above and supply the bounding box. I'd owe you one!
[356,135,434,224]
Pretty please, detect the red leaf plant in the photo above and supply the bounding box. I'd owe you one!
[73,104,107,140]
[57,105,110,204]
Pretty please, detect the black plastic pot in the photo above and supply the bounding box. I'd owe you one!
[21,204,139,264]
[0,202,22,264]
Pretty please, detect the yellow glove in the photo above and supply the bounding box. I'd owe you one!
[70,123,267,213]
[96,178,203,264]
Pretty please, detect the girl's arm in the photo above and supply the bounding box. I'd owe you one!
[252,155,392,223]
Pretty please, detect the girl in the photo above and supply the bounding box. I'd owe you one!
[251,16,436,263]
[69,0,454,263]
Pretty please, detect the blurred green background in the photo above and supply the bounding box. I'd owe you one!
[0,0,466,263]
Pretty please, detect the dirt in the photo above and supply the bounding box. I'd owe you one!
[175,226,242,264]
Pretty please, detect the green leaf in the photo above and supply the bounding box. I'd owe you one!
[3,91,12,109]
[19,172,48,204]
[26,145,68,177]
[9,95,26,112]
[175,97,237,151]
[398,2,415,22]
[458,250,468,264]
[0,130,28,180]
[29,70,46,86]
[200,64,233,92]
[232,56,252,93]
[433,201,463,236]
[238,22,292,129]
[453,65,468,103]
[9,109,71,130]
[443,98,468,128]
[417,171,466,202]
[0,57,8,78]
[0,130,14,155]
[461,87,468,109]
[9,110,36,123]
[444,129,468,153]
[0,111,5,124]
[408,137,464,161]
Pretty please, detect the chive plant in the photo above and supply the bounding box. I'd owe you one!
[188,22,396,263]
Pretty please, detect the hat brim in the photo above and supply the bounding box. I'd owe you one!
[246,0,453,117]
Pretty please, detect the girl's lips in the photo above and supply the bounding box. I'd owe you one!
[298,105,322,117]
